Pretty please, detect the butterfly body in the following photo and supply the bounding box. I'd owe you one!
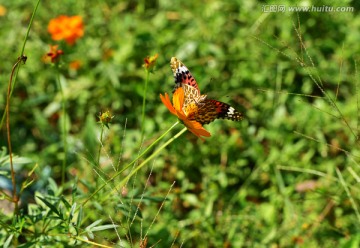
[170,57,243,125]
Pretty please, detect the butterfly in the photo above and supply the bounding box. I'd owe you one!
[170,57,243,125]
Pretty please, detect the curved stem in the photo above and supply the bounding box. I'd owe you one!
[7,57,27,215]
[0,0,41,129]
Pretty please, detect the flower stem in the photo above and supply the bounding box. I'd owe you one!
[97,125,104,166]
[115,126,187,193]
[20,0,40,56]
[56,69,67,185]
[140,69,150,143]
[82,121,181,206]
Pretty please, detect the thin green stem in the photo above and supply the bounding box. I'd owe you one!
[56,68,67,185]
[336,168,360,223]
[20,0,41,56]
[140,69,150,143]
[71,235,112,248]
[0,0,41,129]
[82,121,181,206]
[97,125,104,166]
[114,127,187,193]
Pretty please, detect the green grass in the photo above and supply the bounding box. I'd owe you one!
[1,0,360,247]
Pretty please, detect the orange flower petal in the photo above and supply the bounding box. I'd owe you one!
[187,126,211,141]
[162,85,211,140]
[193,126,211,137]
[186,121,211,137]
[160,93,177,115]
[69,60,81,70]
[172,87,184,112]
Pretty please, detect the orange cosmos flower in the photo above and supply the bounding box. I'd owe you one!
[143,53,158,70]
[48,15,84,45]
[44,45,63,63]
[69,60,82,70]
[160,87,211,140]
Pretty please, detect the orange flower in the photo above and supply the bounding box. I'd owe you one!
[48,15,84,45]
[44,45,63,63]
[0,5,7,16]
[69,60,82,70]
[160,87,211,140]
[143,53,158,70]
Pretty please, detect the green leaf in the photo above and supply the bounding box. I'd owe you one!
[36,196,61,218]
[90,224,119,232]
[69,202,77,221]
[85,219,102,231]
[76,206,83,230]
[3,234,13,248]
[61,196,71,209]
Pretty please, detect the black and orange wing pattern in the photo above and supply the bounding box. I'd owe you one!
[188,99,243,125]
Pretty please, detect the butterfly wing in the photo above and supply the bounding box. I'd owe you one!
[181,84,207,115]
[170,57,201,93]
[188,99,243,125]
[170,57,206,114]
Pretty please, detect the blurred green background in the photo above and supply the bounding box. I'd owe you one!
[1,0,360,247]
